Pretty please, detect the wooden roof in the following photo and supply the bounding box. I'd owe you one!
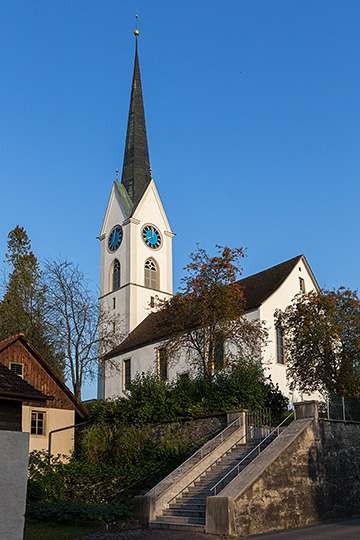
[0,334,89,419]
[106,255,316,357]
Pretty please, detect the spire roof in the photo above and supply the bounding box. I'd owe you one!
[120,32,151,215]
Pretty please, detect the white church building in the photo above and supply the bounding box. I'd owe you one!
[97,31,320,404]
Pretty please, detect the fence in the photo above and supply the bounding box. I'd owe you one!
[319,396,360,422]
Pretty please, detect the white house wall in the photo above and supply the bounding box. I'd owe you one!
[104,343,188,399]
[259,258,319,404]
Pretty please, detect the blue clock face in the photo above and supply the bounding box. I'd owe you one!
[108,225,123,252]
[142,224,162,249]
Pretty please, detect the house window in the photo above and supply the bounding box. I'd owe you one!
[276,327,285,365]
[112,259,120,291]
[112,297,116,309]
[9,362,24,378]
[144,259,159,290]
[214,336,225,369]
[158,349,168,380]
[299,277,305,293]
[31,411,45,436]
[123,359,131,390]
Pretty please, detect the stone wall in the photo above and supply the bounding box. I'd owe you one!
[146,411,228,448]
[309,420,360,520]
[207,414,360,536]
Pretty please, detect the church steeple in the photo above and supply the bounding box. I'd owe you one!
[120,28,151,214]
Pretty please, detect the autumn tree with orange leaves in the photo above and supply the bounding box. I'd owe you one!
[275,288,360,398]
[158,246,267,379]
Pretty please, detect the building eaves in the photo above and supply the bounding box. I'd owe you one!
[0,362,49,401]
[0,334,89,419]
[106,255,305,358]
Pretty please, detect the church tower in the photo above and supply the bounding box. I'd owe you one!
[99,29,174,339]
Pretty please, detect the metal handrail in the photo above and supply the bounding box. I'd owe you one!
[166,422,263,505]
[149,414,243,497]
[210,410,295,495]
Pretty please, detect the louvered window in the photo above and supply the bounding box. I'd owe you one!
[9,362,24,378]
[144,259,159,290]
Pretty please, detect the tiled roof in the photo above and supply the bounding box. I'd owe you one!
[0,362,48,401]
[106,255,307,357]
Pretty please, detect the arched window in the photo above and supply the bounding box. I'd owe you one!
[112,259,120,291]
[144,259,159,290]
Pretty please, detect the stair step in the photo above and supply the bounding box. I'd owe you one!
[163,508,205,518]
[155,514,205,524]
[150,520,205,532]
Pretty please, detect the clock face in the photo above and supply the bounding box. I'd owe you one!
[107,225,123,252]
[142,224,162,249]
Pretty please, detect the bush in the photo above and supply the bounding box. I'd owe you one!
[87,365,288,426]
[26,500,133,523]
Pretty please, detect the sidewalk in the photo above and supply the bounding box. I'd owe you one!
[78,517,360,540]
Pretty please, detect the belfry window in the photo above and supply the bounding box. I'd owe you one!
[112,259,120,291]
[144,259,159,290]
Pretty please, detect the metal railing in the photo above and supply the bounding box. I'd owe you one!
[210,410,294,495]
[246,407,271,442]
[167,424,253,505]
[149,414,244,498]
[165,407,272,505]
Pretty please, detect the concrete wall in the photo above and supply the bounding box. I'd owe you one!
[206,413,360,536]
[0,430,29,540]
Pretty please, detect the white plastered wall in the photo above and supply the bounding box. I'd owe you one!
[104,343,188,399]
[259,257,319,404]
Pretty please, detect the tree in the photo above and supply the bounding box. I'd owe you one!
[157,245,267,378]
[275,288,360,398]
[43,258,121,399]
[0,226,65,377]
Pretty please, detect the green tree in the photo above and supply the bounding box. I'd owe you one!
[0,226,65,377]
[275,288,360,398]
[158,245,267,378]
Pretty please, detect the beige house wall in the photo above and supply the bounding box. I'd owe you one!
[22,406,75,455]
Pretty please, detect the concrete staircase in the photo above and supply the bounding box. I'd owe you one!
[150,440,265,531]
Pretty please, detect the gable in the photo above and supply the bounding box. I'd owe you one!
[0,335,88,419]
[132,179,173,233]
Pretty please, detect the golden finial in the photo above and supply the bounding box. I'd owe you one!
[115,169,119,181]
[134,14,139,36]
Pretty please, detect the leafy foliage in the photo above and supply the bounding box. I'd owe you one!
[26,500,132,523]
[157,245,267,378]
[86,366,288,425]
[275,288,360,398]
[0,226,65,377]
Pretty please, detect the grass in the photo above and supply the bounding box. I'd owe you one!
[24,521,99,540]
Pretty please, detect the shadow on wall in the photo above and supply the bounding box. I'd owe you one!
[308,419,360,521]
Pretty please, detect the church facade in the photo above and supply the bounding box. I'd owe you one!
[97,32,320,404]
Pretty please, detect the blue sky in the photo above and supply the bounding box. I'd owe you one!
[1,1,360,399]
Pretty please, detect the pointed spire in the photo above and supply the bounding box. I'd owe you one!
[120,24,151,213]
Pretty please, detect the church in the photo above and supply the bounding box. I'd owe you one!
[97,30,320,404]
